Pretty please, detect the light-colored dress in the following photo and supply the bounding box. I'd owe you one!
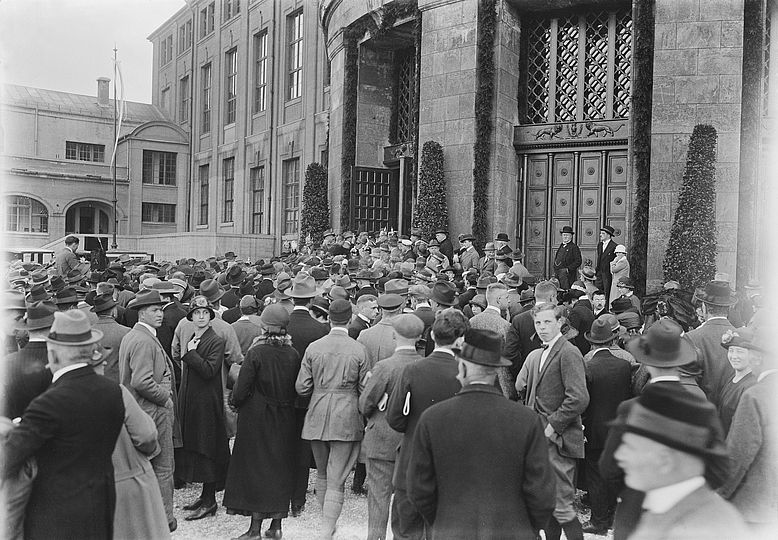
[609,253,630,308]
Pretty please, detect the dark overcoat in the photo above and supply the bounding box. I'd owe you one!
[553,242,582,290]
[287,307,328,409]
[594,240,617,300]
[568,300,595,356]
[683,317,735,405]
[2,341,52,419]
[582,349,632,450]
[504,310,542,377]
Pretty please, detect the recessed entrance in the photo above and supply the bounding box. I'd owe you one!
[65,201,111,235]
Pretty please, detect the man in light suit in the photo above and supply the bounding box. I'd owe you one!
[359,315,425,540]
[358,294,404,371]
[119,289,178,531]
[458,233,480,272]
[516,302,589,540]
[468,282,515,399]
[613,383,748,540]
[594,225,617,305]
[55,235,80,278]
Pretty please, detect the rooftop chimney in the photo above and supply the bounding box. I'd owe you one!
[97,77,110,106]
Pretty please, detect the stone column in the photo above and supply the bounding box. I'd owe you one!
[326,31,347,230]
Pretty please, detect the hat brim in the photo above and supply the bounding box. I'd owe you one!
[16,315,55,331]
[46,327,103,346]
[127,298,167,310]
[226,272,247,286]
[607,416,727,458]
[287,287,324,299]
[91,300,118,313]
[697,293,737,307]
[187,305,215,321]
[585,331,617,344]
[452,346,512,367]
[626,335,697,367]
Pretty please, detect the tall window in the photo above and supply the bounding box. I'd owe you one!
[142,203,176,223]
[224,0,240,21]
[199,164,209,225]
[161,87,170,113]
[250,166,265,234]
[160,35,173,65]
[202,63,212,133]
[179,76,190,124]
[223,157,235,222]
[282,158,300,234]
[200,2,215,38]
[5,196,48,233]
[65,141,105,162]
[253,30,269,112]
[225,48,238,124]
[287,10,303,100]
[393,48,416,143]
[179,19,192,53]
[142,151,177,185]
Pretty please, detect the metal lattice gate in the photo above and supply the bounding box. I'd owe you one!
[350,167,399,233]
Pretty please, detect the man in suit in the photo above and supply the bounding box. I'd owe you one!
[567,288,595,356]
[359,315,425,540]
[407,328,554,539]
[591,289,609,319]
[504,280,558,378]
[358,294,403,371]
[515,302,589,540]
[612,383,748,539]
[434,230,454,266]
[231,295,263,355]
[55,235,80,278]
[119,289,178,531]
[349,294,377,339]
[683,280,737,406]
[594,225,617,305]
[2,310,124,539]
[286,272,328,516]
[469,282,515,399]
[458,234,480,271]
[90,293,130,384]
[580,319,632,535]
[386,308,469,540]
[295,299,369,539]
[554,226,582,290]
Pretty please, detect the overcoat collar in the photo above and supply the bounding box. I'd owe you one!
[458,384,502,397]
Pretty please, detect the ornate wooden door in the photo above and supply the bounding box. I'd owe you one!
[350,166,399,233]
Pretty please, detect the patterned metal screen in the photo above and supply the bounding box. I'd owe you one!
[395,49,417,144]
[523,8,633,124]
[764,4,772,117]
[351,167,398,233]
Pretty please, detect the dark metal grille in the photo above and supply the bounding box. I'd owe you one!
[613,11,633,118]
[555,16,580,122]
[396,51,416,143]
[764,5,772,117]
[585,13,609,120]
[526,20,551,124]
[351,168,397,233]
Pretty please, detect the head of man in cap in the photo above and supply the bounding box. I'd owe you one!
[453,328,511,388]
[45,310,104,375]
[127,289,167,330]
[493,232,510,252]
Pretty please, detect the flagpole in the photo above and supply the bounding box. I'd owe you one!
[112,46,118,250]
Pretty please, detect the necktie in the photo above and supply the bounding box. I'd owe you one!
[541,343,549,350]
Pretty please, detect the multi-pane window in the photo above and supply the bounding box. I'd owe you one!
[179,76,190,124]
[287,10,303,100]
[764,5,772,117]
[225,48,238,124]
[199,164,209,225]
[253,30,269,112]
[393,48,416,143]
[223,157,235,222]
[65,141,105,162]
[282,158,300,234]
[250,166,265,234]
[179,19,192,53]
[142,151,177,185]
[521,9,633,124]
[202,63,212,133]
[160,35,173,65]
[142,203,176,223]
[5,196,48,233]
[200,2,215,38]
[224,0,240,21]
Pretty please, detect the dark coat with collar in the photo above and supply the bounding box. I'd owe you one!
[582,349,632,450]
[406,385,555,539]
[348,315,370,340]
[287,308,328,409]
[438,238,454,266]
[2,341,52,419]
[595,240,617,298]
[386,350,460,490]
[683,317,735,405]
[554,242,582,290]
[568,300,595,356]
[220,287,240,309]
[504,309,542,378]
[1,366,124,540]
[515,336,589,458]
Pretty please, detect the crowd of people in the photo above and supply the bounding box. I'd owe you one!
[0,227,775,540]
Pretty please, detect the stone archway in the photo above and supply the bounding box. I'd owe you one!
[65,200,112,235]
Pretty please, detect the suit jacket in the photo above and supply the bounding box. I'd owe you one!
[359,347,421,461]
[348,315,371,339]
[629,485,748,540]
[296,329,369,441]
[55,246,79,278]
[459,246,480,271]
[358,319,397,371]
[568,300,595,356]
[553,242,582,289]
[406,385,555,540]
[287,307,329,409]
[2,341,52,419]
[438,238,454,265]
[683,318,735,405]
[582,349,632,450]
[595,240,617,292]
[93,316,131,383]
[515,336,589,458]
[720,372,778,524]
[386,349,461,490]
[504,309,542,377]
[469,307,516,399]
[220,287,240,309]
[1,366,124,540]
[232,318,263,355]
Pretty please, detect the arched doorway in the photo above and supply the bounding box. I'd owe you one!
[65,201,111,235]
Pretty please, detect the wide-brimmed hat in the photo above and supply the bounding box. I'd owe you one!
[287,273,323,299]
[720,327,764,352]
[415,268,435,283]
[615,244,627,254]
[494,233,510,242]
[495,245,513,260]
[334,275,356,290]
[187,295,215,321]
[385,278,409,296]
[16,301,56,331]
[273,272,293,300]
[54,288,79,305]
[453,328,511,367]
[225,265,247,285]
[501,272,523,288]
[600,225,615,236]
[199,279,225,303]
[26,284,51,304]
[581,266,596,282]
[310,296,330,318]
[30,269,50,286]
[697,280,737,307]
[585,318,617,344]
[328,285,349,301]
[309,267,329,281]
[152,281,180,296]
[627,319,696,367]
[45,310,103,346]
[65,263,90,284]
[127,289,167,310]
[429,281,457,306]
[224,251,236,260]
[519,288,535,304]
[560,226,575,235]
[608,383,726,458]
[2,290,26,311]
[91,293,118,314]
[258,262,275,276]
[48,275,67,293]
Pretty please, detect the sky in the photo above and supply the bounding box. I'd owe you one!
[0,0,184,103]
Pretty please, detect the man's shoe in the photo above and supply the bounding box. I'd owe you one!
[581,521,608,535]
[183,497,204,511]
[185,502,217,521]
[168,518,178,533]
[263,529,283,539]
[291,504,304,517]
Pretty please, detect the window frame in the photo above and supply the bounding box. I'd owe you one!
[287,10,303,101]
[250,165,265,234]
[224,0,240,21]
[5,195,49,233]
[225,48,238,125]
[179,19,192,54]
[141,202,177,224]
[200,2,215,38]
[142,150,177,186]
[222,157,235,223]
[198,164,210,226]
[253,30,269,113]
[65,141,105,163]
[201,63,212,134]
[179,75,190,124]
[282,157,300,234]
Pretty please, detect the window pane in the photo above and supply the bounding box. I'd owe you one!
[202,64,212,133]
[283,158,300,234]
[199,164,209,225]
[223,157,234,222]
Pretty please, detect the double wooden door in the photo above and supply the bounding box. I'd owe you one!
[521,149,628,277]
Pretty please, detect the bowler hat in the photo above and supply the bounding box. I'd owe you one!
[378,293,405,310]
[429,281,457,306]
[328,299,352,324]
[54,288,78,305]
[697,280,737,307]
[494,233,510,242]
[199,279,225,303]
[186,295,215,321]
[91,293,118,314]
[46,310,103,346]
[287,273,323,299]
[127,289,167,310]
[16,301,56,330]
[225,265,247,285]
[627,319,696,367]
[609,383,726,458]
[600,225,615,236]
[585,318,617,344]
[453,328,511,367]
[560,226,575,235]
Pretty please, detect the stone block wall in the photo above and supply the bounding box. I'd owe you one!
[646,0,744,291]
[356,44,394,167]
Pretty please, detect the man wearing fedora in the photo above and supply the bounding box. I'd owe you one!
[494,232,511,253]
[2,310,125,539]
[684,280,738,406]
[612,384,748,539]
[554,226,582,291]
[458,234,480,272]
[119,289,179,531]
[580,319,633,535]
[595,225,617,305]
[221,265,247,309]
[515,302,588,540]
[91,293,130,384]
[386,308,469,540]
[406,328,555,539]
[55,235,80,278]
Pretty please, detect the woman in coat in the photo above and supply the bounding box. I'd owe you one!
[609,244,630,309]
[175,295,230,521]
[223,304,301,540]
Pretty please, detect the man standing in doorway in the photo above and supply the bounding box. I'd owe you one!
[554,226,582,290]
[595,225,617,305]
